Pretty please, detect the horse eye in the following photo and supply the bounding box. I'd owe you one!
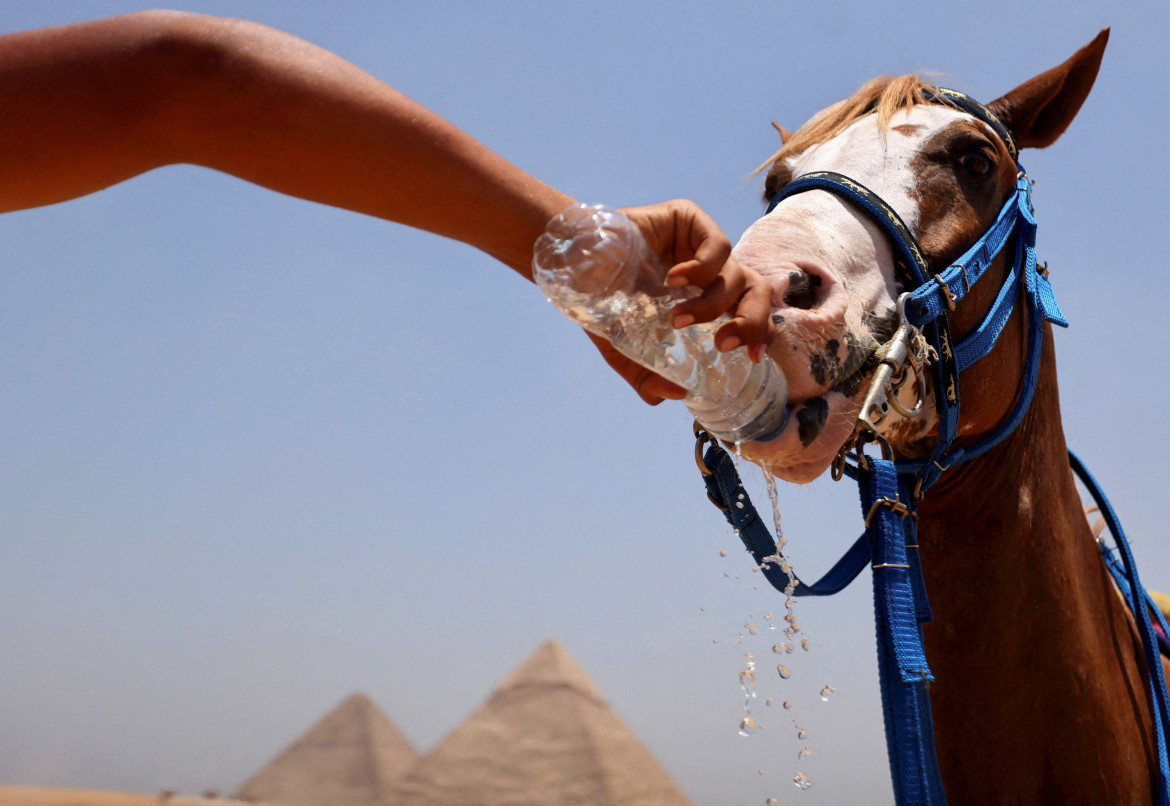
[959,152,993,177]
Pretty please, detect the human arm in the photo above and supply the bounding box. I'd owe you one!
[0,10,771,401]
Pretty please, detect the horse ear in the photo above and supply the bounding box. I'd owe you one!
[771,120,796,144]
[987,28,1109,149]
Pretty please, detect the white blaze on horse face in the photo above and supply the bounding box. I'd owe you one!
[733,105,970,483]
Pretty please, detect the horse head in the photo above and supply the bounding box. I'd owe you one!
[734,30,1109,484]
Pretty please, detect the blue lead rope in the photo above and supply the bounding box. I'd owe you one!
[860,457,946,806]
[702,440,1170,805]
[1070,452,1170,804]
[702,441,946,805]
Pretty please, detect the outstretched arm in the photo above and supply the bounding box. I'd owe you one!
[0,10,772,402]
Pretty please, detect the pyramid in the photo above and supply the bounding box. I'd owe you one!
[388,639,694,806]
[235,692,419,806]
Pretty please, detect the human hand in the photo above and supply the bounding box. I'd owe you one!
[591,199,775,405]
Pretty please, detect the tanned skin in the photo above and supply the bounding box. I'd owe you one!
[0,10,775,404]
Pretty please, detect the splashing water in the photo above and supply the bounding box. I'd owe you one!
[762,466,807,667]
[738,652,759,736]
[793,772,812,790]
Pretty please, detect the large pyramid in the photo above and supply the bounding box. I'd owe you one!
[388,639,694,806]
[235,692,419,806]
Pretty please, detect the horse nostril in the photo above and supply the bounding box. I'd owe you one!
[782,270,822,310]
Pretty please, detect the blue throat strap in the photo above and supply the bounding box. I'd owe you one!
[700,86,1170,805]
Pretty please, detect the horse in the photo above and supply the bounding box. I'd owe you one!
[726,29,1170,803]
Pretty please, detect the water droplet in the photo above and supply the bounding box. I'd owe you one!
[798,730,807,740]
[783,700,793,709]
[738,492,745,500]
[723,572,730,578]
[754,585,759,590]
[776,665,790,679]
[748,624,759,635]
[801,638,811,651]
[793,772,811,790]
[719,550,728,557]
[738,715,758,736]
[757,769,766,776]
[819,685,838,701]
[736,502,745,509]
[739,670,757,687]
[765,698,775,707]
[798,747,813,759]
[700,606,706,611]
[744,651,756,661]
[763,613,774,620]
[712,638,718,643]
[767,799,779,804]
[771,644,782,654]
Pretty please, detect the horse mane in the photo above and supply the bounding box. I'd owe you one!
[759,74,945,201]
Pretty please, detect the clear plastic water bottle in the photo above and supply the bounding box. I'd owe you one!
[533,203,789,443]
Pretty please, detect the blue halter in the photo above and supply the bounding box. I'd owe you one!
[696,88,1170,805]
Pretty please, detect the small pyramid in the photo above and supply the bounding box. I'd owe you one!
[388,639,694,806]
[235,692,418,806]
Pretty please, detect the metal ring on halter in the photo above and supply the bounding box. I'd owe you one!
[888,356,928,418]
[831,432,861,481]
[888,293,929,418]
[693,420,714,477]
[855,426,893,464]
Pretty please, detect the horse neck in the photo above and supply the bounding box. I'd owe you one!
[909,331,1160,801]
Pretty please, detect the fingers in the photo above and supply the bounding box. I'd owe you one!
[624,200,775,361]
[663,204,731,290]
[591,198,776,405]
[585,331,687,405]
[709,259,775,358]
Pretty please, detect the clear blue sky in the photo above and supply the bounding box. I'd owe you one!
[2,2,1167,805]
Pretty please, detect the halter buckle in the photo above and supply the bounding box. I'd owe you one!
[934,274,957,312]
[865,496,918,529]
